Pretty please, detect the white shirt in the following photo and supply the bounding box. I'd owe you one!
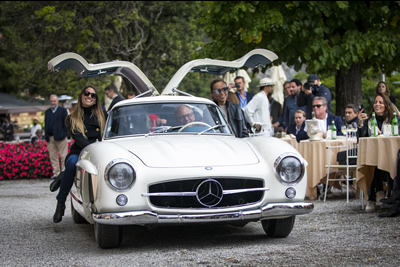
[295,125,302,135]
[316,113,328,133]
[30,124,42,138]
[244,90,272,136]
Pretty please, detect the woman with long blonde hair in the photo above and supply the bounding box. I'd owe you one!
[52,85,107,223]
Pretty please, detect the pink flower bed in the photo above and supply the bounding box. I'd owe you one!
[0,141,72,180]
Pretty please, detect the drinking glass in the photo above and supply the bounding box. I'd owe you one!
[341,126,347,135]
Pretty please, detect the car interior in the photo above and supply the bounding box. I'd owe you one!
[105,103,232,137]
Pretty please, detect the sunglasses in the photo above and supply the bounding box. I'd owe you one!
[83,91,97,99]
[213,87,229,94]
[312,104,324,109]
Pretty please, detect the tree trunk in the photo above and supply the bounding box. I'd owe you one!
[335,63,363,119]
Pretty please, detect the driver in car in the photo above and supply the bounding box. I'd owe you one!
[175,104,196,125]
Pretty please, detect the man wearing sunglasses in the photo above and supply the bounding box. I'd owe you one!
[210,79,249,138]
[297,74,332,119]
[297,96,344,141]
[44,94,69,180]
[105,83,124,112]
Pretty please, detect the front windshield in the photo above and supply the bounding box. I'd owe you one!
[105,102,233,138]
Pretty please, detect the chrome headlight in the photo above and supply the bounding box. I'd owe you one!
[105,159,136,191]
[274,153,305,185]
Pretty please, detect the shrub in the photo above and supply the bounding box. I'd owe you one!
[0,140,72,180]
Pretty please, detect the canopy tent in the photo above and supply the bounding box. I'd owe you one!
[0,93,50,114]
[269,65,287,105]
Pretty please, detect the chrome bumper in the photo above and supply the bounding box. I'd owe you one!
[92,202,314,225]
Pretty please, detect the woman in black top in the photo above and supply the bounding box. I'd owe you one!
[376,81,395,105]
[358,93,394,212]
[53,85,107,223]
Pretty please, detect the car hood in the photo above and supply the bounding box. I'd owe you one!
[111,136,259,168]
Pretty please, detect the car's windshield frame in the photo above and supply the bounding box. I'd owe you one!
[104,101,234,139]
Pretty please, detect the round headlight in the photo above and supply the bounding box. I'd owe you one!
[106,161,136,191]
[274,153,304,185]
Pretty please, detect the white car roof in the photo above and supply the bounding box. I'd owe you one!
[48,49,278,97]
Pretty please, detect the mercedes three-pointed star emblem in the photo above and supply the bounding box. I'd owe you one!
[196,179,223,207]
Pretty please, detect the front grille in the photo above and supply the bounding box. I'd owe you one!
[148,178,264,208]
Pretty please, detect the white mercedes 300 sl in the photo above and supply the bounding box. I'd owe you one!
[48,49,313,248]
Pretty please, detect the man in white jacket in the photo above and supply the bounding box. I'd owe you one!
[244,78,273,136]
[30,118,42,143]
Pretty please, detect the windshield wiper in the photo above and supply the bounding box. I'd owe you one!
[198,124,229,135]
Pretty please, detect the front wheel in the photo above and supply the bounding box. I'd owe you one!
[261,216,295,237]
[71,199,88,224]
[94,222,122,249]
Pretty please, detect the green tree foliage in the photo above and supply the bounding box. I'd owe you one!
[0,1,207,99]
[198,1,400,117]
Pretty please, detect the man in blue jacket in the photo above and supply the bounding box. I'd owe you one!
[297,74,332,119]
[297,97,344,141]
[45,94,69,179]
[278,79,306,132]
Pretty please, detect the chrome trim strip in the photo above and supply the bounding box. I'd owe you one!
[223,187,269,195]
[141,187,269,197]
[92,202,314,225]
[142,192,197,197]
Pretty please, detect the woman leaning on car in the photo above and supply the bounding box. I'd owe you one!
[52,85,107,223]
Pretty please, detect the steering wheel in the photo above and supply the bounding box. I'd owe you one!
[178,121,215,132]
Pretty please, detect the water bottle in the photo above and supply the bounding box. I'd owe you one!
[392,112,399,136]
[331,120,337,140]
[371,112,378,137]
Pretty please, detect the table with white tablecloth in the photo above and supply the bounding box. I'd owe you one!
[356,136,400,200]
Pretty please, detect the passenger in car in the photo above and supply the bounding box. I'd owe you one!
[210,78,249,138]
[52,85,107,223]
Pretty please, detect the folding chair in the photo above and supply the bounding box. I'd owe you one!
[324,129,364,207]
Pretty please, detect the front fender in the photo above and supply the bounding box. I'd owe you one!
[76,141,144,212]
[246,136,307,166]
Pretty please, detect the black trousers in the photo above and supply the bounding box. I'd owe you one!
[368,168,390,201]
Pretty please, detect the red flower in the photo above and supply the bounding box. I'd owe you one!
[0,140,73,179]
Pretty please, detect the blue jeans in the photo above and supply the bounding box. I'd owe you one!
[56,154,79,201]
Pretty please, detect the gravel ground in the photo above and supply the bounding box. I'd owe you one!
[0,179,399,266]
